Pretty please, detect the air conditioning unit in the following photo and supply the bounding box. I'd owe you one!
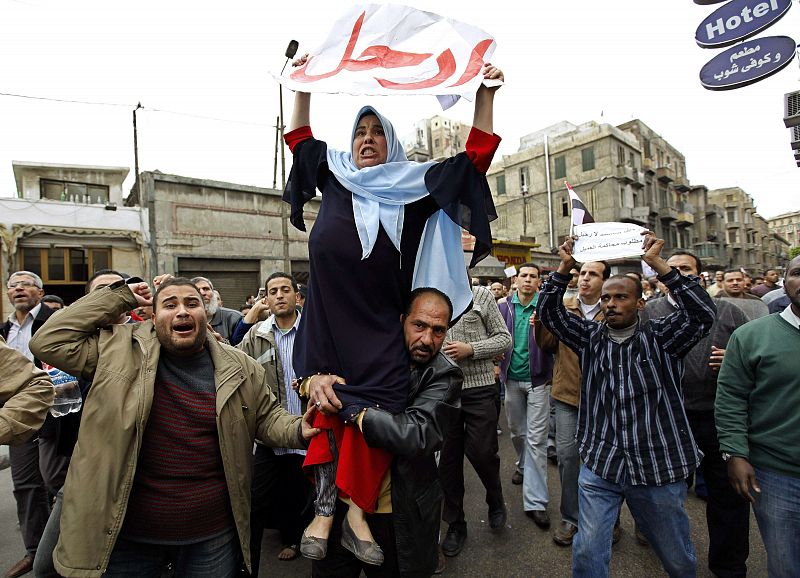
[521,184,528,194]
[784,91,800,129]
[791,125,800,151]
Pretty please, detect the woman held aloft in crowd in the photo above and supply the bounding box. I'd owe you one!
[282,54,504,564]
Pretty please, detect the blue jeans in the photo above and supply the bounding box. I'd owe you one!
[103,528,240,578]
[554,400,579,527]
[573,466,696,578]
[752,467,800,578]
[504,380,550,511]
[33,486,63,577]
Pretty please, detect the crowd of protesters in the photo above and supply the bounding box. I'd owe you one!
[1,243,797,577]
[0,56,797,576]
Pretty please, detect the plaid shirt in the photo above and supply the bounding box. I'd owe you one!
[537,268,716,486]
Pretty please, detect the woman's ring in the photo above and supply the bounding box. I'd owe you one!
[316,401,322,408]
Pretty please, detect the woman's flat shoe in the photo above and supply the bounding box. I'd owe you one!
[341,517,384,566]
[300,531,328,560]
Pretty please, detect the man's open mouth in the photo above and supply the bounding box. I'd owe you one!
[173,322,195,335]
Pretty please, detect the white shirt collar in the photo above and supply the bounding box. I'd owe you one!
[257,311,301,337]
[780,305,800,330]
[577,295,601,318]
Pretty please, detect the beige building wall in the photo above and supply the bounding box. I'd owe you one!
[403,115,470,162]
[705,187,782,273]
[488,119,701,262]
[768,210,800,249]
[133,171,318,308]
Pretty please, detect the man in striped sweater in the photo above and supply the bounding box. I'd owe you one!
[538,232,716,578]
[438,285,511,557]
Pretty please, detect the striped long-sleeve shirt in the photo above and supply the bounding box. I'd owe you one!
[537,268,716,486]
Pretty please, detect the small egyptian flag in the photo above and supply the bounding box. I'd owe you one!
[566,182,594,226]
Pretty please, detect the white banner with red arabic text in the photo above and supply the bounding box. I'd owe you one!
[275,4,497,106]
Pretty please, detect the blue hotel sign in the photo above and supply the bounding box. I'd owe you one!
[699,35,797,90]
[695,0,792,48]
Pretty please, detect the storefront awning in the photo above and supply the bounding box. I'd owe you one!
[463,252,506,278]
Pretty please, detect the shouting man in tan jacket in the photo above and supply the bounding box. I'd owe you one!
[30,277,319,578]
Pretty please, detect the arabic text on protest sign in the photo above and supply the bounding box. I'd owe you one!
[572,222,647,262]
[276,4,496,98]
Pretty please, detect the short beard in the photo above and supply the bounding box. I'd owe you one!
[156,324,207,357]
[15,301,36,313]
[205,293,220,316]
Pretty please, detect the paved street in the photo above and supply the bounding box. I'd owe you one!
[1,428,766,576]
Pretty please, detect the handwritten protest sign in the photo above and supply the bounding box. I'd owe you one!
[275,4,497,107]
[572,222,647,262]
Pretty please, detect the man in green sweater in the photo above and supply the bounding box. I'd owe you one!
[715,255,800,578]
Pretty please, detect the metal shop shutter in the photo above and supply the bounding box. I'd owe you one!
[178,258,260,311]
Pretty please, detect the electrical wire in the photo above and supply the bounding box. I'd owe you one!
[0,92,132,108]
[0,91,275,127]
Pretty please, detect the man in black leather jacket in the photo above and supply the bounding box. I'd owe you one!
[307,287,463,577]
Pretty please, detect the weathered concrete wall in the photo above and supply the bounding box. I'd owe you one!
[142,172,318,279]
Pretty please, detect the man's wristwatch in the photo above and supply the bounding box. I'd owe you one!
[721,452,735,462]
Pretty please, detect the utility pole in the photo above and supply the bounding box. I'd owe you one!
[133,102,156,277]
[133,103,143,203]
[277,40,298,273]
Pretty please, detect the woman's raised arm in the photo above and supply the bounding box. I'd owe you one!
[288,54,312,131]
[472,63,504,135]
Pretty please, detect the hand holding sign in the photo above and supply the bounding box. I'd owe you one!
[640,230,671,276]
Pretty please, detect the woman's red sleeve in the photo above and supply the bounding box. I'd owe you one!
[284,126,314,153]
[465,127,502,174]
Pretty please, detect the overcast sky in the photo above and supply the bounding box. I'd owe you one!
[1,0,799,219]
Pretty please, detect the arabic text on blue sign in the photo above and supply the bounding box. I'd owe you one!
[699,35,797,91]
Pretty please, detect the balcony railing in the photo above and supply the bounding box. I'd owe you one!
[659,206,678,221]
[656,166,675,183]
[673,176,690,192]
[676,202,695,225]
[693,242,724,261]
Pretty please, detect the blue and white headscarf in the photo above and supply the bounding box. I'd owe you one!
[325,106,472,317]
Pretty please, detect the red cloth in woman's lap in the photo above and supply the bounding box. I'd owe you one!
[303,412,392,514]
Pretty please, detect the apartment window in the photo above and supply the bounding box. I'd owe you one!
[554,155,566,179]
[617,145,625,166]
[581,147,595,171]
[434,138,441,149]
[726,194,735,203]
[659,186,669,208]
[562,195,569,217]
[727,209,737,223]
[496,175,506,196]
[619,186,626,207]
[40,179,109,204]
[629,151,635,168]
[519,166,529,193]
[632,190,639,207]
[19,247,111,284]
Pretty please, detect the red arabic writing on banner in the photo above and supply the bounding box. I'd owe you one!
[289,11,492,90]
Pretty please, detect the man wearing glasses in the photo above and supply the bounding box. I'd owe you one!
[2,271,70,578]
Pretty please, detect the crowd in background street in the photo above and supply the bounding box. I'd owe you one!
[1,243,798,577]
